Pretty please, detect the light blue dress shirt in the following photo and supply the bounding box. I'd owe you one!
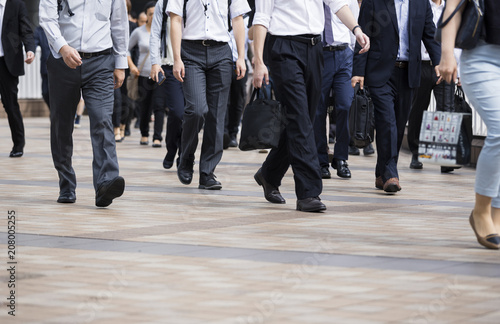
[395,0,410,61]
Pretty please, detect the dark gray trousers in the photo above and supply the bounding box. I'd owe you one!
[47,54,119,195]
[180,41,232,177]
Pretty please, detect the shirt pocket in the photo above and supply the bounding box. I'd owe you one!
[95,0,112,21]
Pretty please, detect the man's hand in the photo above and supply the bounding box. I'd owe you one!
[173,59,185,83]
[150,64,164,82]
[59,45,82,69]
[25,51,35,64]
[253,61,268,89]
[235,57,246,80]
[351,76,364,89]
[434,65,443,84]
[354,30,370,54]
[113,69,125,89]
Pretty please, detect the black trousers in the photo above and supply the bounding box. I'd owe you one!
[407,61,455,155]
[369,65,413,182]
[225,61,248,140]
[261,35,323,200]
[0,57,25,152]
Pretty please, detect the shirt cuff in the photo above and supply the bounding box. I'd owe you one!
[253,12,270,30]
[326,0,349,14]
[53,37,68,54]
[114,56,128,69]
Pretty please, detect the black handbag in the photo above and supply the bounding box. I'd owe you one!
[349,84,375,148]
[435,0,484,50]
[238,88,283,151]
[418,87,473,166]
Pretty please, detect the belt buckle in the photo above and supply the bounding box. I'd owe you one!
[202,40,210,46]
[81,52,92,59]
[311,37,318,46]
[396,61,403,68]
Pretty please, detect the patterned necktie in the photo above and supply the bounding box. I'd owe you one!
[323,4,335,45]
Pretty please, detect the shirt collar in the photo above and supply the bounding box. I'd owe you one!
[0,0,6,8]
[430,0,445,10]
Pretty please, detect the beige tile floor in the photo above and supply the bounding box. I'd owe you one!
[0,117,499,324]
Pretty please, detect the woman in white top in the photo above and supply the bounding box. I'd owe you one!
[128,1,155,145]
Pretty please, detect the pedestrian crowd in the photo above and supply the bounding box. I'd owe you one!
[0,0,499,249]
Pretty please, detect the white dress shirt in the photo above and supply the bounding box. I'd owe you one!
[39,0,129,69]
[253,0,349,36]
[325,0,359,49]
[167,0,251,42]
[150,0,174,66]
[0,0,6,57]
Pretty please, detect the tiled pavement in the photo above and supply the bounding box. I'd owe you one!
[0,117,499,324]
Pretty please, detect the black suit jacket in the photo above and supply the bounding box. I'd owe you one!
[353,0,440,89]
[1,0,35,77]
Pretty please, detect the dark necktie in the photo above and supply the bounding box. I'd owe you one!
[323,4,335,45]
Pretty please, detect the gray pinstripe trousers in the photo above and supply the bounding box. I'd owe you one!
[180,41,233,177]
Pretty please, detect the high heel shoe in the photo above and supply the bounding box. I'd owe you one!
[469,212,500,250]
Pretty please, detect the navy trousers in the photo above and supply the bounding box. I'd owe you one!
[152,65,184,160]
[314,47,353,168]
[261,35,323,200]
[369,65,413,182]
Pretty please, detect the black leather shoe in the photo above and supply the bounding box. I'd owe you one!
[321,166,331,179]
[332,159,351,178]
[254,168,285,204]
[228,138,238,148]
[296,197,326,212]
[177,158,194,185]
[9,150,23,158]
[199,173,222,190]
[363,143,375,155]
[441,166,461,173]
[348,145,360,156]
[57,192,76,203]
[95,176,125,207]
[163,153,175,169]
[409,154,423,169]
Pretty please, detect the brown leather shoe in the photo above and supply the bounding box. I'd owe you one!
[383,177,401,193]
[375,176,384,190]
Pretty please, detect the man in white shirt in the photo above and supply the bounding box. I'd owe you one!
[315,0,365,180]
[252,0,369,212]
[168,0,250,190]
[406,0,459,172]
[40,0,129,207]
[150,0,185,169]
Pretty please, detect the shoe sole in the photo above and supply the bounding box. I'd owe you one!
[198,184,222,190]
[383,184,401,193]
[296,204,327,212]
[96,177,125,207]
[57,198,76,203]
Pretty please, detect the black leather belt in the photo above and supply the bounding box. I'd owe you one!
[323,43,348,51]
[184,39,227,46]
[78,48,112,59]
[277,34,322,46]
[394,61,408,68]
[422,60,433,66]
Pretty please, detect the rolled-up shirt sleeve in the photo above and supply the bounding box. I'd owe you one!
[324,0,350,14]
[110,0,129,69]
[253,0,273,29]
[39,0,67,56]
[166,0,183,17]
[230,0,251,20]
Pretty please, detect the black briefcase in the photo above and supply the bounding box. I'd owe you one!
[349,84,375,148]
[239,88,284,151]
